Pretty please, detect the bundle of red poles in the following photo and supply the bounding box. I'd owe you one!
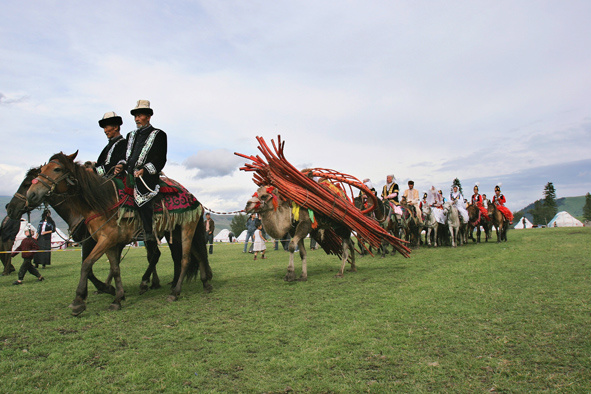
[235,136,411,257]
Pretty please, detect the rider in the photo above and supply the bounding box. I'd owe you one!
[381,174,402,222]
[450,185,469,223]
[427,186,446,224]
[470,183,490,220]
[439,189,446,203]
[403,180,422,224]
[492,184,514,224]
[96,111,127,177]
[114,100,167,243]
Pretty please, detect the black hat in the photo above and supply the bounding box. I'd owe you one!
[98,111,123,128]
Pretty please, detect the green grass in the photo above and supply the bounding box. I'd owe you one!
[1,228,590,392]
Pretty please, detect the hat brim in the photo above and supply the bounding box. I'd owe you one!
[130,108,153,116]
[98,116,123,128]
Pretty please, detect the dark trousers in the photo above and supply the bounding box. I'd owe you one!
[138,201,155,238]
[206,233,214,254]
[18,257,41,281]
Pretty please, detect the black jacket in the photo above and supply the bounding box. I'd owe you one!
[96,135,126,176]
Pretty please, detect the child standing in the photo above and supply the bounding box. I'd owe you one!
[12,229,44,285]
[253,223,267,260]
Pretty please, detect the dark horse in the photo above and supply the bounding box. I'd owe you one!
[19,152,212,315]
[354,194,398,258]
[466,204,490,243]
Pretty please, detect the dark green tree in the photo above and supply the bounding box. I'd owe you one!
[230,213,248,237]
[583,192,591,221]
[542,182,557,220]
[450,178,463,197]
[529,200,544,225]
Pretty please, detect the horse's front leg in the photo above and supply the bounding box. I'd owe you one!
[105,246,125,311]
[284,221,310,282]
[70,238,111,316]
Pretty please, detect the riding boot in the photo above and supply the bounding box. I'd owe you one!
[138,201,155,240]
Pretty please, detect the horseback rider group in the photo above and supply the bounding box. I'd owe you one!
[371,174,514,232]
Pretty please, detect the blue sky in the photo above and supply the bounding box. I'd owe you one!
[1,0,590,212]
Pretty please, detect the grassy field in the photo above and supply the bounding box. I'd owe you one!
[1,227,590,392]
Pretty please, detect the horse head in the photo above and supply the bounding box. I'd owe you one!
[245,185,281,213]
[26,151,79,208]
[6,167,41,220]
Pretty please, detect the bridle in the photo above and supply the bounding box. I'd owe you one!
[32,160,77,197]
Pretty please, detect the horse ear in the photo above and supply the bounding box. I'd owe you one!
[66,151,79,161]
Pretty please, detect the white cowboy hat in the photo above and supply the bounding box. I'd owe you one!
[130,100,153,116]
[98,111,123,128]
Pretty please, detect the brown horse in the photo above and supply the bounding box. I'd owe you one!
[24,152,212,315]
[245,185,355,281]
[487,202,508,242]
[399,197,420,247]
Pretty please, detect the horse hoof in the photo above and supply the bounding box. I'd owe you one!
[150,283,162,290]
[167,295,178,302]
[70,304,86,316]
[203,283,213,293]
[334,273,344,278]
[139,283,149,295]
[297,276,308,282]
[108,303,121,311]
[284,272,297,282]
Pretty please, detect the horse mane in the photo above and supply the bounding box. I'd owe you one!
[26,166,41,179]
[49,153,117,216]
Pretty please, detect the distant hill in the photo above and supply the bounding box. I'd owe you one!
[1,196,238,236]
[514,195,586,222]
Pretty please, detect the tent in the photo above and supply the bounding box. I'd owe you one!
[13,219,70,251]
[236,230,248,242]
[213,229,231,242]
[514,217,533,229]
[547,211,583,228]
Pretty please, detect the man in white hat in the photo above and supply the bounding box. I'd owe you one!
[114,100,167,243]
[96,112,126,177]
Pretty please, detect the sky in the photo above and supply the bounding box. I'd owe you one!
[1,0,590,213]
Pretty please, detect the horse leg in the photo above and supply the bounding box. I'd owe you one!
[70,238,111,316]
[348,238,357,272]
[139,238,162,294]
[169,222,200,301]
[82,237,116,296]
[336,239,349,278]
[297,238,308,281]
[284,221,310,282]
[106,246,126,311]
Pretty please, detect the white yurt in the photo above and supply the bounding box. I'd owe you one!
[514,217,533,229]
[13,219,70,250]
[547,211,584,228]
[213,229,231,242]
[236,230,248,242]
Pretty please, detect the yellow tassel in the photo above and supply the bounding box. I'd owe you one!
[291,201,300,221]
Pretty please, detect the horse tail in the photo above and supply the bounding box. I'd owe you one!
[187,210,213,281]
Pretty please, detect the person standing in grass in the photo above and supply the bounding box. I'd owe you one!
[12,228,44,285]
[252,223,267,260]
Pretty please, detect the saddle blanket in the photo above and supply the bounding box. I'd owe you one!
[113,175,200,214]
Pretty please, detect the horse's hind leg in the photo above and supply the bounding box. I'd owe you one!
[348,239,357,272]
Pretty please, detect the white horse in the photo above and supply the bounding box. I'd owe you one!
[443,201,461,247]
[421,204,440,247]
